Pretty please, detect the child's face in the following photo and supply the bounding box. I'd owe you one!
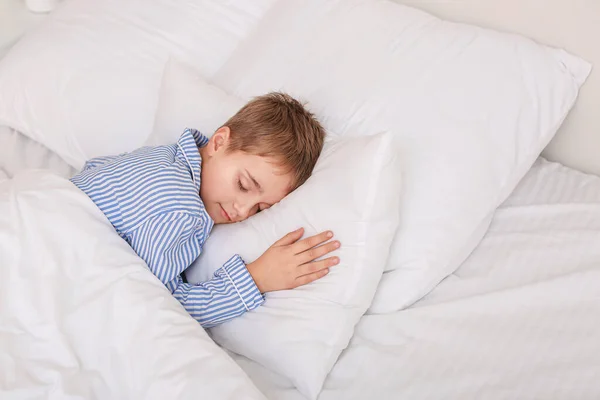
[199,127,293,224]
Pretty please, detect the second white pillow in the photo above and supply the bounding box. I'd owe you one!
[148,58,245,146]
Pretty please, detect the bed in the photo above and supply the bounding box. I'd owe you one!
[4,126,600,400]
[1,1,599,399]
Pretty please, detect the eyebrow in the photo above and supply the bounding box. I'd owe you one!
[245,169,263,193]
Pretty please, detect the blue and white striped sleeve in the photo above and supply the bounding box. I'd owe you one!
[128,212,264,328]
[169,256,265,328]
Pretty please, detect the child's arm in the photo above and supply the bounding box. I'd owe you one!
[168,256,264,328]
[171,228,340,327]
[128,211,263,328]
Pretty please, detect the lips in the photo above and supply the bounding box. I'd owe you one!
[219,204,232,222]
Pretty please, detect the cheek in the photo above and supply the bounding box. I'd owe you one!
[200,164,218,200]
[202,160,236,200]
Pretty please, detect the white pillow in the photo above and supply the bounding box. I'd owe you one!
[190,132,400,399]
[209,0,592,313]
[0,0,276,168]
[151,59,402,398]
[148,58,245,146]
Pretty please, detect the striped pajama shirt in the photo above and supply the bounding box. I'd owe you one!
[70,128,264,328]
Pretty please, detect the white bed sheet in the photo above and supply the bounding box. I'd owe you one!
[232,158,600,400]
[0,125,75,179]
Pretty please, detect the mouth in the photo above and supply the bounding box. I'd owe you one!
[219,204,232,222]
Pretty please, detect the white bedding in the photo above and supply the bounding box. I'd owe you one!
[0,170,265,400]
[2,130,599,399]
[232,158,600,400]
[0,125,75,179]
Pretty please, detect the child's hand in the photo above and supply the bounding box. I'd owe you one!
[247,228,340,293]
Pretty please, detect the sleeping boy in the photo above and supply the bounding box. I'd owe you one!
[70,92,340,327]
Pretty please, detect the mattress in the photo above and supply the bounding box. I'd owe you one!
[0,125,75,179]
[232,158,600,400]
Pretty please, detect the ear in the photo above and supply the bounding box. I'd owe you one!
[206,126,231,156]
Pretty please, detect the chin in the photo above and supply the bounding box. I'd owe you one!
[206,210,221,224]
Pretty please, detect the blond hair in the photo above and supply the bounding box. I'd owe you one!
[224,92,326,190]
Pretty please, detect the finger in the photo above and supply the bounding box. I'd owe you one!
[292,230,334,254]
[298,240,340,264]
[294,268,330,288]
[297,256,340,276]
[273,227,304,246]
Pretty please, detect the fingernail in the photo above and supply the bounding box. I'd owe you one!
[335,241,340,248]
[327,231,333,238]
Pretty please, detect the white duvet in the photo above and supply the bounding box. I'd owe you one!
[0,170,265,400]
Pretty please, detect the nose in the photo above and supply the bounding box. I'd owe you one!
[232,202,254,222]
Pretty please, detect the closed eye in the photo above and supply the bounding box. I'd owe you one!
[238,179,248,192]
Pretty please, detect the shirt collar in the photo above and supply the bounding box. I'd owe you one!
[188,128,210,148]
[176,128,209,191]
